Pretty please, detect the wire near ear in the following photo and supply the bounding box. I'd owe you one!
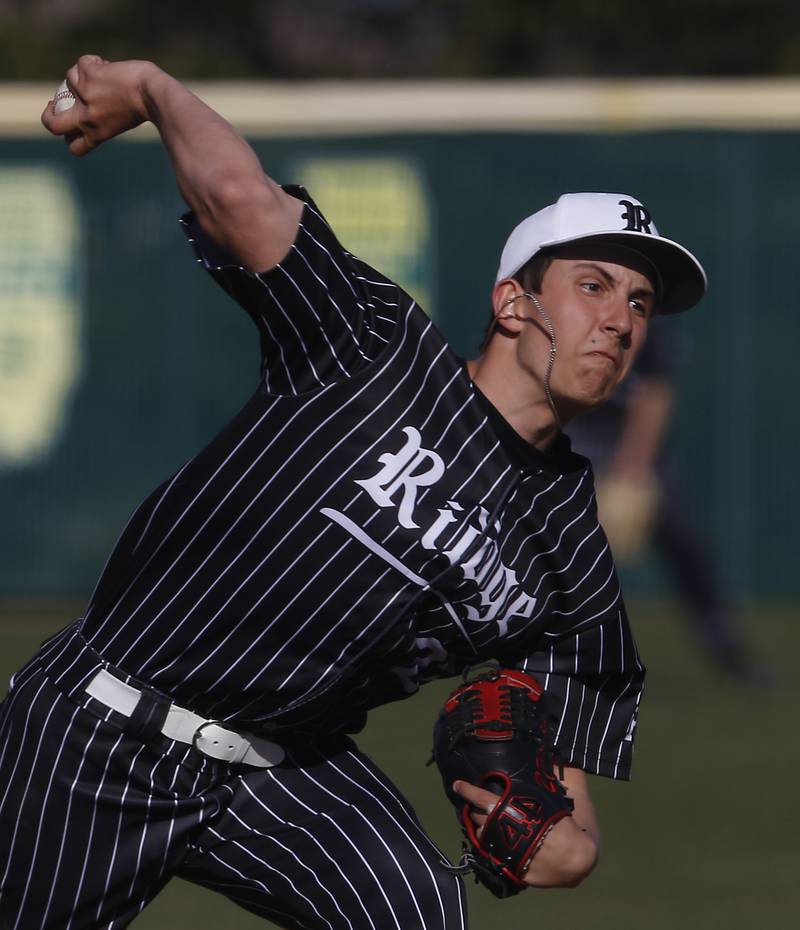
[498,292,525,319]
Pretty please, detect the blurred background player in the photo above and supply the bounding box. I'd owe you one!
[568,317,772,687]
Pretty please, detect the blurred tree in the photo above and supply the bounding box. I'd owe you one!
[0,0,799,79]
[441,0,800,77]
[0,0,276,79]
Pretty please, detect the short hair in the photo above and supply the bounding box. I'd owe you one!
[478,251,554,352]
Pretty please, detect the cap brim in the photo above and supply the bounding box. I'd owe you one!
[539,230,707,315]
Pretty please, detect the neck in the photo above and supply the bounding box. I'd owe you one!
[467,356,562,450]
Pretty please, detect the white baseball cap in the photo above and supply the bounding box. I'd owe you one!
[496,192,707,314]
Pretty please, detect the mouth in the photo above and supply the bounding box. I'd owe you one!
[587,350,620,367]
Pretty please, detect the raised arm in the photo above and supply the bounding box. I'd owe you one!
[41,55,303,272]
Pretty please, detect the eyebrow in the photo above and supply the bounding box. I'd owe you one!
[573,262,657,300]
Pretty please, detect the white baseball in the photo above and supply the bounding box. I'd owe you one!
[53,79,76,113]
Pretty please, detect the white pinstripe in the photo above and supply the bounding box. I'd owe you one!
[259,310,295,393]
[554,675,572,747]
[302,216,369,299]
[527,524,604,597]
[499,472,561,540]
[346,753,468,930]
[0,678,51,854]
[239,778,378,930]
[306,761,445,930]
[65,730,126,930]
[95,743,148,921]
[580,687,604,770]
[258,275,334,385]
[204,505,396,701]
[333,755,450,930]
[196,845,278,911]
[601,674,636,780]
[229,806,356,930]
[87,394,285,647]
[280,249,374,364]
[324,812,406,930]
[152,516,345,687]
[532,551,618,631]
[130,462,192,555]
[515,469,593,547]
[11,701,82,929]
[361,324,390,343]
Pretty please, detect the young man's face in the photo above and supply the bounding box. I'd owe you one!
[517,242,657,419]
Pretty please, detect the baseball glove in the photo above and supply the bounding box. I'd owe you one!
[432,665,573,897]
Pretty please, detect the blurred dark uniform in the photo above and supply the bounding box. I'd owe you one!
[568,317,764,683]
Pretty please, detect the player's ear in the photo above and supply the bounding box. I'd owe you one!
[491,279,526,334]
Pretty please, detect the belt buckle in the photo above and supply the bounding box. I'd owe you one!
[192,718,284,768]
[192,718,229,755]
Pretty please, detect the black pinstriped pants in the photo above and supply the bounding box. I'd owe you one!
[0,625,467,930]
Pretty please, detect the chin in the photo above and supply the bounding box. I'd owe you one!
[571,366,618,401]
[580,395,612,415]
[559,385,615,420]
[592,385,617,407]
[554,369,619,418]
[581,379,616,407]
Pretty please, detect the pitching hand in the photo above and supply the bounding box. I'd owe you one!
[41,55,157,156]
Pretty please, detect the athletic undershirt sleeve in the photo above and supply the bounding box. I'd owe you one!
[180,186,400,395]
[513,604,645,781]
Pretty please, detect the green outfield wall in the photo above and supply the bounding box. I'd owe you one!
[0,122,797,598]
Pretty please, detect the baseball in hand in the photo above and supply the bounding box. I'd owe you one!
[53,79,76,113]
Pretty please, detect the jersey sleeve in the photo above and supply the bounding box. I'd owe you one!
[515,602,645,781]
[180,186,401,395]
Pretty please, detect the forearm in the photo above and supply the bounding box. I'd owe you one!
[43,56,302,271]
[522,765,600,888]
[140,67,294,265]
[609,378,673,476]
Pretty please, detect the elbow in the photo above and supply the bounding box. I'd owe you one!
[205,171,275,217]
[196,170,273,231]
[554,831,600,888]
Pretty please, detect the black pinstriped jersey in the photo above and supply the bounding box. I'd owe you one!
[79,187,644,780]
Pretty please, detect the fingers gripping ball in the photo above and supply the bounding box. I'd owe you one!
[432,667,574,897]
[53,80,76,113]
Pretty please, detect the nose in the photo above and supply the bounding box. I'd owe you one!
[601,295,634,338]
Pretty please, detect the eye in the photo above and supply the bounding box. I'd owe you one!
[630,298,652,318]
[581,280,602,294]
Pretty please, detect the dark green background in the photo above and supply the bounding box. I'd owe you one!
[1,130,797,599]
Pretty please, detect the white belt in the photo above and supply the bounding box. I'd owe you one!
[85,668,285,768]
